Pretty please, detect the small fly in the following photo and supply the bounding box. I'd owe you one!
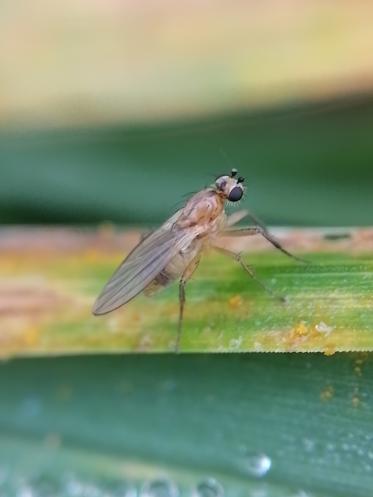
[93,169,303,350]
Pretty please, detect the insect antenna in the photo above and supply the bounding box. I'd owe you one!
[218,148,240,178]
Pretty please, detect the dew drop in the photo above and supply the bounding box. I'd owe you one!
[64,475,104,497]
[64,476,85,496]
[141,479,179,497]
[245,454,272,478]
[15,483,34,497]
[103,481,137,497]
[192,478,224,497]
[17,484,36,497]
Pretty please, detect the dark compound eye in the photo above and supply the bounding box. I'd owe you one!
[228,186,243,202]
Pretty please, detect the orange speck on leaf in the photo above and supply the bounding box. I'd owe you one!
[293,321,309,337]
[323,345,336,356]
[228,295,243,310]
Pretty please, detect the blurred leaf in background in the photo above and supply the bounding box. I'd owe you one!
[1,96,373,226]
[0,0,373,226]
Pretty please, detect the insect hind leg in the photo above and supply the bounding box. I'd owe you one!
[176,280,186,353]
[174,255,201,353]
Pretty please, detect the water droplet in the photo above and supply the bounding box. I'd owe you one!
[17,484,35,497]
[141,479,179,497]
[64,475,104,497]
[192,478,224,497]
[246,454,272,478]
[103,481,137,497]
[64,475,85,496]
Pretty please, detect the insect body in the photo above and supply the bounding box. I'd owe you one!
[93,169,301,351]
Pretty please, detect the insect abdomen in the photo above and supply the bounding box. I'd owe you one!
[144,239,202,297]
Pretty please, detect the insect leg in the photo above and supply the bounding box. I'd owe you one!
[213,246,285,303]
[221,227,259,237]
[221,227,307,264]
[226,209,249,227]
[176,280,186,353]
[175,255,201,353]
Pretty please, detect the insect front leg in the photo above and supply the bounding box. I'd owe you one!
[226,209,249,227]
[175,255,201,353]
[212,245,285,303]
[221,226,307,263]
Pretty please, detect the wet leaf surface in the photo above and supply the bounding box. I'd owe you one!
[0,353,372,496]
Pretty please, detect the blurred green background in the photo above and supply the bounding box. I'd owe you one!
[1,0,372,226]
[2,95,373,226]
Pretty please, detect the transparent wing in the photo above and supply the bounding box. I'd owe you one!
[93,214,196,315]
